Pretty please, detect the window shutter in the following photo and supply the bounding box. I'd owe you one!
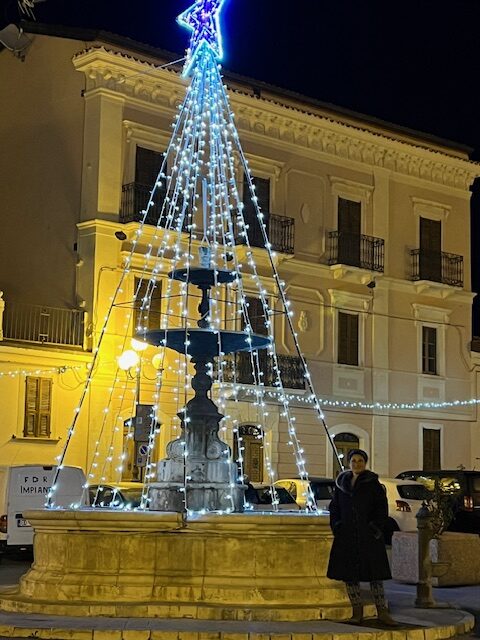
[338,198,361,236]
[422,326,437,374]
[24,377,39,437]
[419,217,442,281]
[134,278,162,332]
[135,147,163,187]
[24,377,52,438]
[242,296,268,336]
[38,378,52,437]
[423,428,441,470]
[243,175,270,214]
[338,312,359,366]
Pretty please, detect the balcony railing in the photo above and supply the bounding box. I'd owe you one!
[120,182,190,231]
[2,302,85,348]
[410,249,463,287]
[237,210,295,254]
[219,352,305,390]
[327,231,385,272]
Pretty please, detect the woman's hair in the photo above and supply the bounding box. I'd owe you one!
[347,448,369,463]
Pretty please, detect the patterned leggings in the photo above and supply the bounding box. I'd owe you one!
[345,581,386,608]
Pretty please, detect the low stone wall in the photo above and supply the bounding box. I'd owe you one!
[392,531,480,586]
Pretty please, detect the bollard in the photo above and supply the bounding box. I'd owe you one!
[415,503,436,607]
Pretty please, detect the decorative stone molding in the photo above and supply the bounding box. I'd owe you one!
[412,303,452,325]
[73,47,480,192]
[411,197,451,222]
[329,176,374,204]
[329,289,371,313]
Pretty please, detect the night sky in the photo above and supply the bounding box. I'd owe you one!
[6,0,480,331]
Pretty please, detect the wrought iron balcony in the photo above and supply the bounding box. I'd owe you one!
[327,231,385,272]
[2,301,86,348]
[410,249,463,287]
[120,182,189,230]
[237,210,295,255]
[219,352,305,390]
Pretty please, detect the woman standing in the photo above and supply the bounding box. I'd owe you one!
[327,449,397,626]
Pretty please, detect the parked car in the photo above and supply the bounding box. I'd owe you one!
[88,482,144,510]
[396,470,480,534]
[250,483,300,511]
[274,477,335,510]
[378,477,431,544]
[0,464,87,557]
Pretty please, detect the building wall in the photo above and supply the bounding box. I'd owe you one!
[0,35,84,307]
[0,32,479,482]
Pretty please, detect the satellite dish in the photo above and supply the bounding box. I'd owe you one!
[0,24,32,59]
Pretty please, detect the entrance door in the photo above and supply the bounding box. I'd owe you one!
[333,432,360,476]
[233,425,264,482]
[338,198,361,267]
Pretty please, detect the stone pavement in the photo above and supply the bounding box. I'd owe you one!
[0,601,474,640]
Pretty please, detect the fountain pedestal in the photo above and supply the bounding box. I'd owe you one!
[149,355,243,512]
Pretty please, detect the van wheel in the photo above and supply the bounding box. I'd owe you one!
[383,518,400,545]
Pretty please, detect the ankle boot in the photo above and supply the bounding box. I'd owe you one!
[377,607,399,627]
[349,605,364,624]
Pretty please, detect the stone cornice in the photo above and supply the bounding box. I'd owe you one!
[72,47,480,192]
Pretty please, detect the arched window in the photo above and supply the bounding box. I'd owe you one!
[233,424,264,482]
[333,432,359,476]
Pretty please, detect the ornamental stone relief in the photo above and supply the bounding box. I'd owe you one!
[74,47,480,192]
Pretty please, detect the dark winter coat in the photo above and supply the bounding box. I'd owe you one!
[327,469,392,582]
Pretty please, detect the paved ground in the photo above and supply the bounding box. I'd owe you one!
[386,581,480,636]
[0,556,477,639]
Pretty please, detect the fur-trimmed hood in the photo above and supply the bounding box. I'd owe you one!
[335,469,379,494]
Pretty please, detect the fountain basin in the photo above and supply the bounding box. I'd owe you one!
[0,509,357,621]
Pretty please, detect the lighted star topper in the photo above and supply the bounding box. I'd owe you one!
[177,0,227,76]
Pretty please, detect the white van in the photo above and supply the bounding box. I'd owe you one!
[0,464,87,555]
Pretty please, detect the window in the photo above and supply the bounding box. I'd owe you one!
[338,312,359,366]
[243,296,268,336]
[419,217,442,282]
[423,428,441,470]
[337,197,361,266]
[24,377,52,438]
[134,278,162,333]
[422,326,437,375]
[135,146,163,187]
[242,175,270,248]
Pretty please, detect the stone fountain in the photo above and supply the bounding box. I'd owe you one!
[0,251,355,620]
[146,253,270,513]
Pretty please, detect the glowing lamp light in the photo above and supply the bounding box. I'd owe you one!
[131,338,149,352]
[152,353,163,370]
[118,350,140,371]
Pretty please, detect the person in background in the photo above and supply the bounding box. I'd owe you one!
[327,449,398,626]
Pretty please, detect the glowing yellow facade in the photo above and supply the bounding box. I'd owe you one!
[1,27,479,482]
